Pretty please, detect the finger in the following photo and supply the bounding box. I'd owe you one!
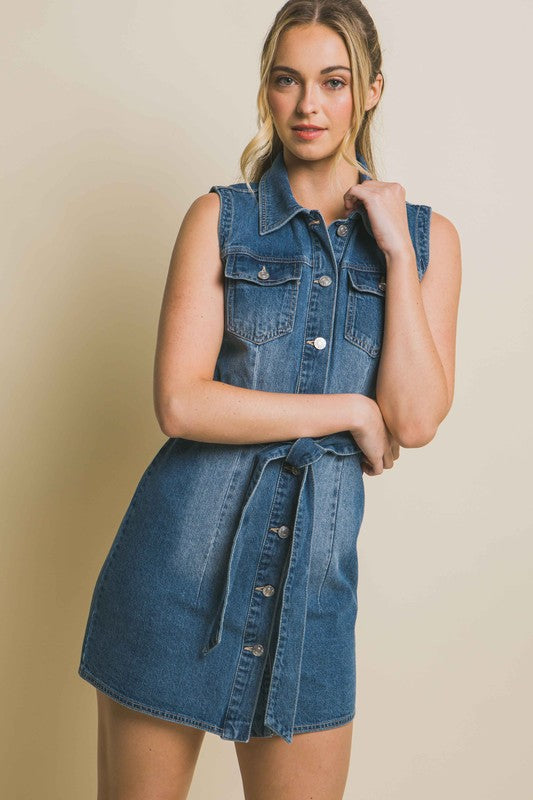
[361,459,375,476]
[343,187,363,209]
[391,440,400,460]
[383,448,395,469]
[343,185,361,201]
[344,195,363,211]
[387,431,400,460]
[372,458,384,475]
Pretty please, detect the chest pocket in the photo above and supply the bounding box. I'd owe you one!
[344,268,387,357]
[224,253,304,344]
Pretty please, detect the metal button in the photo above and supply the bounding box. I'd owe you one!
[257,266,270,280]
[337,223,349,236]
[255,584,275,597]
[270,525,291,538]
[282,462,300,475]
[244,643,265,657]
[378,275,386,290]
[312,336,327,350]
[317,275,332,287]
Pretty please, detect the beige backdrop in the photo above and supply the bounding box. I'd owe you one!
[2,1,531,797]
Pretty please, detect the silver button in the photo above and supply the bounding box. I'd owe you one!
[244,643,264,657]
[257,266,270,280]
[337,223,349,236]
[378,275,386,290]
[317,275,332,287]
[270,524,291,538]
[312,336,327,350]
[255,584,275,597]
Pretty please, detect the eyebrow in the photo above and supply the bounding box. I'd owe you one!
[271,65,352,76]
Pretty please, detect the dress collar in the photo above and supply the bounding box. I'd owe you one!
[257,149,374,237]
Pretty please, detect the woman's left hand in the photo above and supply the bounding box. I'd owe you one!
[343,179,414,261]
[360,429,401,476]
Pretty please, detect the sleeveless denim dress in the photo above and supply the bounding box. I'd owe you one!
[78,150,431,744]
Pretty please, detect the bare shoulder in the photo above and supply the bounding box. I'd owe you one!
[187,189,221,218]
[164,190,224,293]
[426,210,462,281]
[163,187,225,322]
[178,189,222,242]
[176,191,222,265]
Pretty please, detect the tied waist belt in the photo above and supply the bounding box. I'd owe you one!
[200,431,363,744]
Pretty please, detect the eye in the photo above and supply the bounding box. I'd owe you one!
[274,76,295,86]
[273,75,347,90]
[327,78,346,90]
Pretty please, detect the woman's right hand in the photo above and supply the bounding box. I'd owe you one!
[349,396,399,476]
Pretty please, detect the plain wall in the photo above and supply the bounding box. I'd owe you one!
[1,1,531,797]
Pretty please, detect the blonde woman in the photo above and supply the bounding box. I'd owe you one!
[78,1,461,797]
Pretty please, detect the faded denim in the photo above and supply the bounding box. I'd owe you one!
[78,150,431,743]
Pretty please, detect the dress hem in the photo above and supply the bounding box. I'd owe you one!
[78,662,356,740]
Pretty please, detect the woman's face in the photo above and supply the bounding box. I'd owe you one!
[267,24,357,162]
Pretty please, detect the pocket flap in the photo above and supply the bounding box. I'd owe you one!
[346,268,386,296]
[225,254,304,285]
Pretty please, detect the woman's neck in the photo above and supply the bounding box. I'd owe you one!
[283,149,361,225]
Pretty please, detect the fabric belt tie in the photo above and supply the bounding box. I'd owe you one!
[200,431,363,743]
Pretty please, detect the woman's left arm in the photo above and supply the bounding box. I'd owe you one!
[344,180,462,449]
[375,210,462,447]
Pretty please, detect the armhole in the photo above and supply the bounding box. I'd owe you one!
[208,185,233,256]
[414,203,432,281]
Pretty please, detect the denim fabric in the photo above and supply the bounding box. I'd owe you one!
[78,150,432,743]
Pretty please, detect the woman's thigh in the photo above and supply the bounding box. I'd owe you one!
[234,720,354,800]
[96,689,206,800]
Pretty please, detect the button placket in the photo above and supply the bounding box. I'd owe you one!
[221,462,301,740]
[298,210,337,393]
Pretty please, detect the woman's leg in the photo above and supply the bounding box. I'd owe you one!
[234,720,354,800]
[96,689,206,800]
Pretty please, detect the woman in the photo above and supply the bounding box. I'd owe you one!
[78,1,461,797]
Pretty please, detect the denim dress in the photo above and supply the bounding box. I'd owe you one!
[78,150,432,744]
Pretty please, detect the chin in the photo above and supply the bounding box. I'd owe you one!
[285,143,341,162]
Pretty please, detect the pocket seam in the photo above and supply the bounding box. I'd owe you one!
[225,255,303,344]
[344,268,385,357]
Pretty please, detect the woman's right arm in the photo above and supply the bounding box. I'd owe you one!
[153,192,372,446]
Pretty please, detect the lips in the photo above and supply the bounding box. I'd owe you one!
[292,126,325,131]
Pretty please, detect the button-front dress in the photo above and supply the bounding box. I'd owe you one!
[78,150,432,743]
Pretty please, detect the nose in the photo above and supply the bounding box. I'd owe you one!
[296,83,319,116]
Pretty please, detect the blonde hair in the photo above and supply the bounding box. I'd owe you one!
[239,0,384,192]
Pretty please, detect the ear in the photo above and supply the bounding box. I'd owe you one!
[365,72,383,112]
